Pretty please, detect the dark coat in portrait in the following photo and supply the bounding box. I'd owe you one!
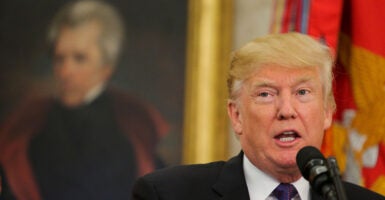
[0,87,168,200]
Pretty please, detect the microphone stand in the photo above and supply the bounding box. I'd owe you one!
[327,157,348,200]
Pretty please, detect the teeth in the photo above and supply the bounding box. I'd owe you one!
[279,136,295,142]
[277,131,296,142]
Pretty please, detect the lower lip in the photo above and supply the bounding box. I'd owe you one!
[274,137,299,146]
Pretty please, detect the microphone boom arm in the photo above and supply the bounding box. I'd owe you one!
[327,157,348,200]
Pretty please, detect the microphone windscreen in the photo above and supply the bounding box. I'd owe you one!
[296,146,325,179]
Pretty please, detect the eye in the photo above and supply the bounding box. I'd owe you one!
[74,53,87,64]
[258,91,271,97]
[252,89,276,103]
[296,88,315,102]
[297,89,310,96]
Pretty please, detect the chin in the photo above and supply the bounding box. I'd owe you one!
[276,155,297,168]
[60,96,83,107]
[281,160,297,168]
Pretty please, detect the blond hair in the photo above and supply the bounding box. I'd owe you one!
[227,32,335,110]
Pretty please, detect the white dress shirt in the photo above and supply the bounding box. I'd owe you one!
[243,154,310,200]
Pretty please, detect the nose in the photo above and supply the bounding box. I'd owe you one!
[276,94,297,120]
[55,58,74,79]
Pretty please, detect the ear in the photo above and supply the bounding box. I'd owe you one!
[227,101,243,135]
[323,106,333,130]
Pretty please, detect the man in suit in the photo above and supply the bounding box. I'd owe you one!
[132,33,385,199]
[0,1,168,199]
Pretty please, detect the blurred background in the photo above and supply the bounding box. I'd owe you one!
[1,0,385,197]
[0,0,187,165]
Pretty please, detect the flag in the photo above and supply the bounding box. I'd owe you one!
[337,0,385,195]
[270,0,385,195]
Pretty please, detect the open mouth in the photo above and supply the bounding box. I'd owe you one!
[274,131,300,142]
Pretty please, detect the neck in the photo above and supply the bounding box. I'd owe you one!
[272,169,302,183]
[252,159,302,183]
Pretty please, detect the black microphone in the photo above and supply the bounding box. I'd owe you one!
[296,146,338,200]
[327,157,348,200]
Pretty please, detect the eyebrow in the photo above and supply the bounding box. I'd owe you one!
[250,76,314,90]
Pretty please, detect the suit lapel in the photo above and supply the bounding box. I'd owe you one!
[211,152,322,200]
[212,152,250,200]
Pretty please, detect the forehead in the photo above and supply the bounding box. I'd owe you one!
[246,65,321,88]
[55,21,101,50]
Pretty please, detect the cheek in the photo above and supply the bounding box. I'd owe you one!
[73,70,89,82]
[239,108,272,142]
[243,106,274,129]
[79,68,101,81]
[239,127,269,160]
[301,106,328,144]
[237,94,276,139]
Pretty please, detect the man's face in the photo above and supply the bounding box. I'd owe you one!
[53,21,112,107]
[228,65,333,181]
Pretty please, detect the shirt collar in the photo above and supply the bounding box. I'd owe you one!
[83,83,106,105]
[243,154,310,200]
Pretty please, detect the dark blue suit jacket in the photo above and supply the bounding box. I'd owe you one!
[132,152,385,200]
